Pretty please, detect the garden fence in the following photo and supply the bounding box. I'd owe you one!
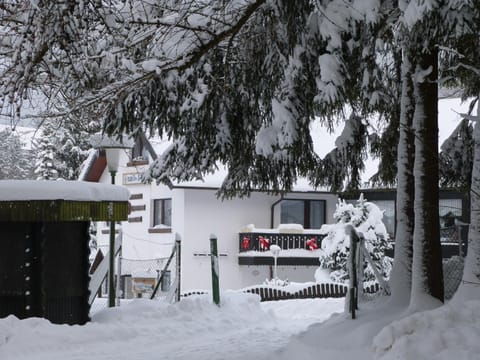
[90,226,467,316]
[89,254,177,315]
[443,256,464,299]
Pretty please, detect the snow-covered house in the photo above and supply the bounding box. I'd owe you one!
[81,143,340,291]
[81,98,473,293]
[81,145,469,294]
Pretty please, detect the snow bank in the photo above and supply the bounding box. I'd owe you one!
[373,300,480,360]
[262,298,344,323]
[4,286,480,360]
[274,296,480,360]
[277,297,404,360]
[93,291,272,329]
[0,292,288,360]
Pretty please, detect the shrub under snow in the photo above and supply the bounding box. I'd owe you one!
[318,194,393,283]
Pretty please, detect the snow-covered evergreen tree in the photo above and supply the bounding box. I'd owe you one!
[0,1,399,195]
[435,0,480,302]
[33,122,59,180]
[462,100,480,298]
[54,118,101,180]
[1,0,480,308]
[0,129,33,179]
[439,118,474,191]
[32,118,100,180]
[319,195,392,284]
[455,98,480,301]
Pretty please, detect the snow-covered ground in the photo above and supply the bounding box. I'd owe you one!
[1,292,480,359]
[0,293,343,360]
[279,295,480,360]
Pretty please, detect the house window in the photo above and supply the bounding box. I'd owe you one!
[439,198,462,228]
[370,198,463,237]
[280,199,326,229]
[153,199,172,227]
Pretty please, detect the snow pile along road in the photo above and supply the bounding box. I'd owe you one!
[2,292,480,359]
[0,292,343,360]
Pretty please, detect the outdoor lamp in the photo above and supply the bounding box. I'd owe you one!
[105,148,121,176]
[270,244,281,284]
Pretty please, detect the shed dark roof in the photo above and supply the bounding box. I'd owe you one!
[0,180,130,221]
[0,200,129,222]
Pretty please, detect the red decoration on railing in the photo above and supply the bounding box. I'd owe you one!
[242,237,250,250]
[306,237,318,251]
[259,236,270,250]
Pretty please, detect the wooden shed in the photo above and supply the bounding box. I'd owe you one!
[0,180,129,325]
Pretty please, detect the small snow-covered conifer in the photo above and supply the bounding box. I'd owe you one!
[318,194,392,283]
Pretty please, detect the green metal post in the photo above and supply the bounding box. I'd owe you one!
[210,235,220,306]
[108,171,116,308]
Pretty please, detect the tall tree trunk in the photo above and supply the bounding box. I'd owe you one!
[389,49,415,306]
[410,46,444,308]
[455,96,480,301]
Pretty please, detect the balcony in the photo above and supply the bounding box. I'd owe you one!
[238,222,466,267]
[238,229,326,266]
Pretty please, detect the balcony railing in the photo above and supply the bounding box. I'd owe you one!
[238,232,326,253]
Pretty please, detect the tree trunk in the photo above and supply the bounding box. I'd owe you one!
[389,49,415,306]
[410,46,444,308]
[455,96,480,301]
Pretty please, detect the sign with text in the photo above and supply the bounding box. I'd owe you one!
[123,172,144,185]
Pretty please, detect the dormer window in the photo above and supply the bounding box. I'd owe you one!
[132,136,148,161]
[128,136,149,166]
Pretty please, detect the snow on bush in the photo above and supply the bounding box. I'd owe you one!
[318,194,392,283]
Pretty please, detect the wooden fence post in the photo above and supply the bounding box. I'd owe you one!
[346,225,358,319]
[175,234,181,303]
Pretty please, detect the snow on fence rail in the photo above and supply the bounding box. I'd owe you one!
[181,282,380,302]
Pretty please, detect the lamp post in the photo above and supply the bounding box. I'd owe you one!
[92,134,133,308]
[106,147,121,307]
[270,244,281,285]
